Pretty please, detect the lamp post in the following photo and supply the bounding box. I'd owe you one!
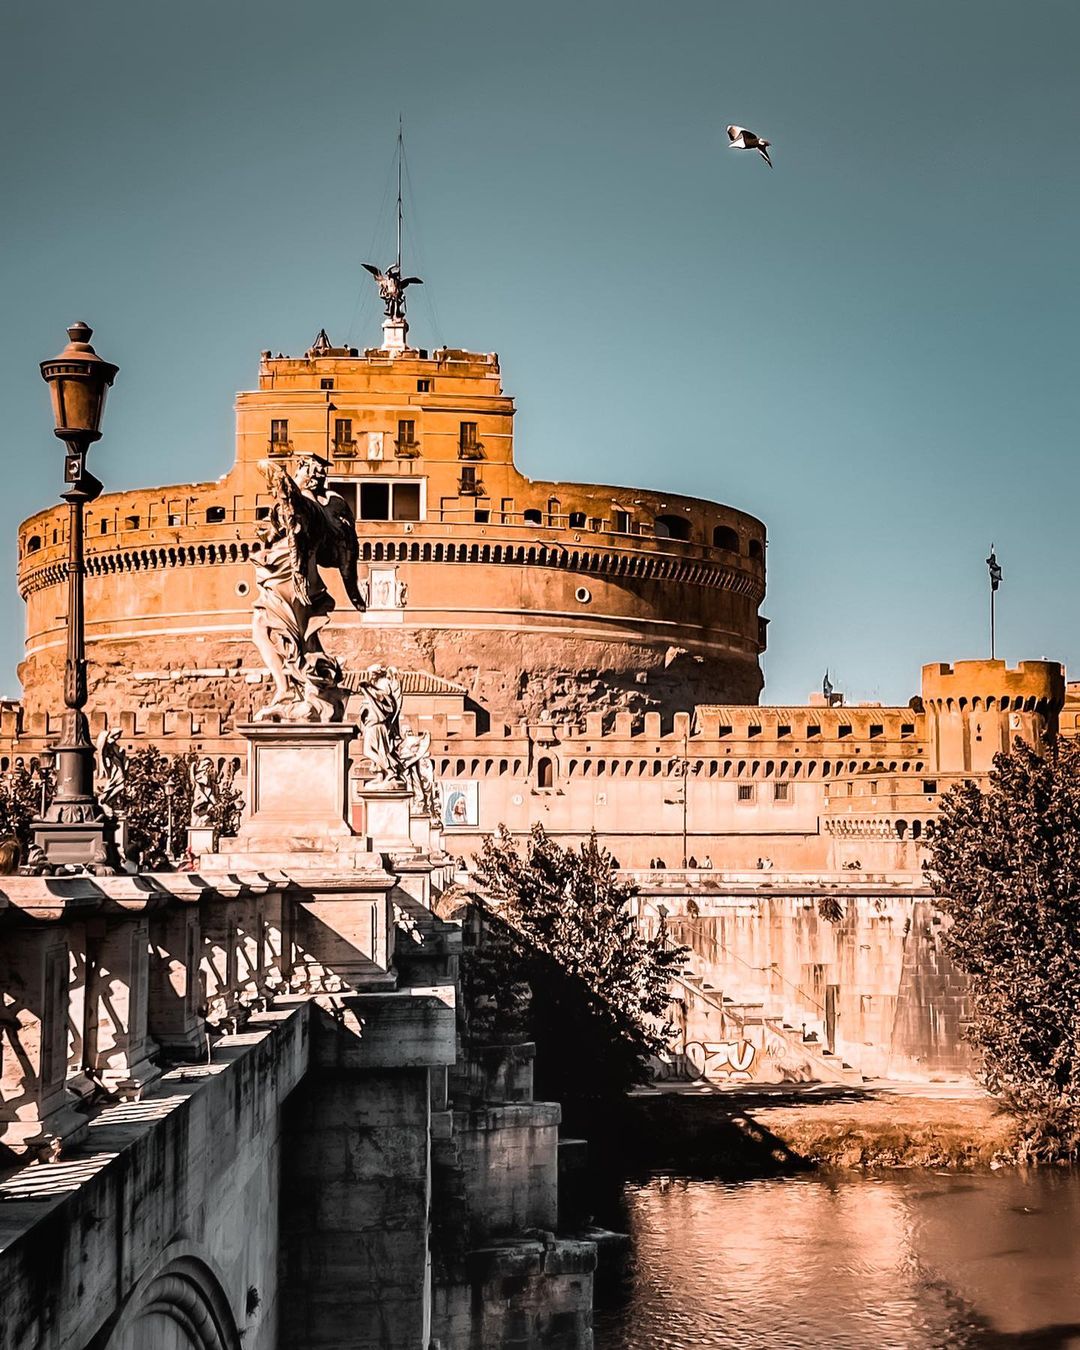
[30,323,119,871]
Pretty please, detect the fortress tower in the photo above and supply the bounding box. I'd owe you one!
[921,660,1064,775]
[16,329,767,726]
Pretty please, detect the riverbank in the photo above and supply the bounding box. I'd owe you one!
[621,1084,1018,1173]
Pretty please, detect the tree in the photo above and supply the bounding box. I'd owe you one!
[122,749,243,869]
[468,825,686,1128]
[0,760,51,850]
[929,739,1080,1160]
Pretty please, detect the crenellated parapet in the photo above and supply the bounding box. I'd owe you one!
[921,659,1064,774]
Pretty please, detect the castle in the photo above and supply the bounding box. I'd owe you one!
[4,325,1069,876]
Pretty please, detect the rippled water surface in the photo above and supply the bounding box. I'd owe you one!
[594,1170,1080,1349]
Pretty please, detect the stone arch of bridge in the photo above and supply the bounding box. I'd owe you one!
[91,1250,242,1350]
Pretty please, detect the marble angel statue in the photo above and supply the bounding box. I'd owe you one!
[251,456,366,723]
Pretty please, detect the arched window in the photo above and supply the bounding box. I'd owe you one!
[748,538,764,560]
[712,525,739,551]
[537,756,554,789]
[523,508,543,525]
[26,535,41,553]
[654,514,692,541]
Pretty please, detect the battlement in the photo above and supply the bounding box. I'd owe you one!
[920,659,1065,711]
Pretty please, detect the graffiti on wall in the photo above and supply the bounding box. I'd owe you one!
[684,1039,757,1082]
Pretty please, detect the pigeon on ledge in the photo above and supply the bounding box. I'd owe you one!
[727,125,773,168]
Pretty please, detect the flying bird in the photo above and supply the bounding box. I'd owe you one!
[727,125,773,168]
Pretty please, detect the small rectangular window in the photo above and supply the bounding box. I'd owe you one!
[359,482,391,520]
[124,514,140,530]
[869,780,878,794]
[777,724,791,738]
[167,513,182,527]
[773,782,789,801]
[748,724,762,738]
[459,421,478,450]
[923,779,938,795]
[270,418,288,445]
[737,783,754,802]
[839,724,852,738]
[718,725,733,738]
[460,465,478,492]
[206,506,226,523]
[334,418,352,446]
[870,724,884,739]
[397,418,416,449]
[901,723,915,737]
[320,378,334,390]
[613,510,630,533]
[474,509,490,524]
[807,724,820,738]
[416,378,431,392]
[100,519,110,534]
[255,505,271,520]
[392,482,422,522]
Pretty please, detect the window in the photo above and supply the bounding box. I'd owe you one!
[474,509,490,524]
[359,483,390,520]
[773,782,790,801]
[737,783,755,802]
[613,510,631,533]
[749,538,764,560]
[748,724,762,738]
[654,514,691,541]
[26,535,41,553]
[713,525,739,551]
[334,418,353,447]
[901,723,915,737]
[537,757,554,789]
[838,724,852,738]
[320,378,334,390]
[778,724,791,738]
[396,418,416,451]
[100,519,110,534]
[569,511,586,529]
[523,508,542,525]
[206,506,226,523]
[807,725,820,737]
[270,418,289,445]
[459,421,480,456]
[922,779,937,795]
[547,497,561,525]
[255,505,271,520]
[460,465,479,494]
[167,513,182,526]
[869,781,878,794]
[870,724,884,739]
[124,514,140,530]
[391,482,421,521]
[416,378,431,392]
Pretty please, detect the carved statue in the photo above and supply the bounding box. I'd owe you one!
[362,262,423,321]
[356,664,406,787]
[251,457,365,723]
[399,729,440,817]
[95,728,128,816]
[189,756,220,828]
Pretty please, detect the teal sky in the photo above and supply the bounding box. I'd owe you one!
[2,1,1077,706]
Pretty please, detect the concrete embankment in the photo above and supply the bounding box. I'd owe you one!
[620,1085,1019,1174]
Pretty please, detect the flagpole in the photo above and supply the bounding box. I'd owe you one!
[990,581,995,660]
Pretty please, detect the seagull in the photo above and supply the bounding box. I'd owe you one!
[727,125,773,168]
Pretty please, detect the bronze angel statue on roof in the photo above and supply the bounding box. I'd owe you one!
[362,262,423,321]
[251,456,366,723]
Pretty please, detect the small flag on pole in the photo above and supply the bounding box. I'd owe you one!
[823,670,834,701]
[986,547,1003,592]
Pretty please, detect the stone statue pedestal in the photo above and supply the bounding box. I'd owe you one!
[360,785,417,857]
[381,315,409,353]
[236,721,357,846]
[187,824,218,858]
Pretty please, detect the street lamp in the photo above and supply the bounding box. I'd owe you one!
[29,323,119,872]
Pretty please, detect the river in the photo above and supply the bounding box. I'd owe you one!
[594,1170,1080,1349]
